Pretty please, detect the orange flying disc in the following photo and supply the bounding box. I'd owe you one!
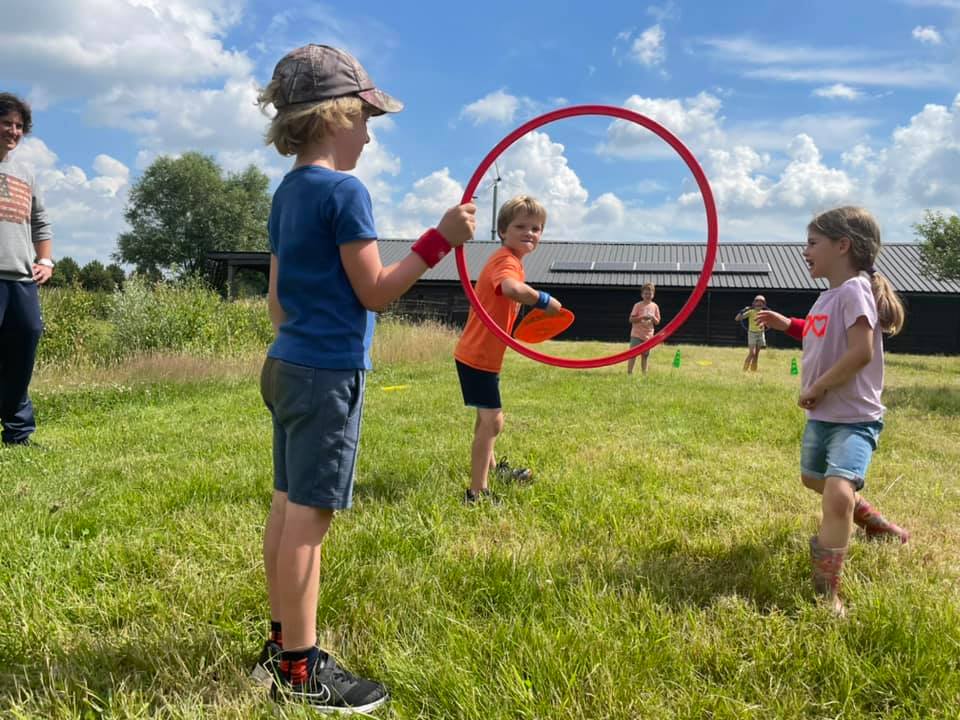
[512,308,575,344]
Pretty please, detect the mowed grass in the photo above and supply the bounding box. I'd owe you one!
[2,321,959,719]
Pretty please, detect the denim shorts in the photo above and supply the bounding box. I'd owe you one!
[800,419,883,491]
[455,360,501,410]
[260,357,365,510]
[629,336,652,354]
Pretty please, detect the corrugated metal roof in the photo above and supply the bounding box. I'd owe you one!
[376,240,960,294]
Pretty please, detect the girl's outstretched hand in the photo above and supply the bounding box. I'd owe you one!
[756,309,788,331]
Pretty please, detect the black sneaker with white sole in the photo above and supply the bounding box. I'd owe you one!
[250,639,282,688]
[464,488,501,505]
[272,649,389,714]
[494,457,534,484]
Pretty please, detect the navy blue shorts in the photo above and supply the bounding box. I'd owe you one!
[260,357,365,510]
[455,360,501,410]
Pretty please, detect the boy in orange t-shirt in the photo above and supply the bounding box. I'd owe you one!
[454,195,562,503]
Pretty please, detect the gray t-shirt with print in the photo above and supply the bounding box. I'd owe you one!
[0,154,53,282]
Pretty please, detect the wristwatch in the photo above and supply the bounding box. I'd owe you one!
[36,258,55,268]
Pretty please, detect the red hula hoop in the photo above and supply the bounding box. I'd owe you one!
[456,104,719,369]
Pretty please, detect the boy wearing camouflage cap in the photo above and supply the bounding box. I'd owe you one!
[251,44,476,713]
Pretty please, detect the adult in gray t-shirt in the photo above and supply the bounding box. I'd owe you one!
[0,92,54,445]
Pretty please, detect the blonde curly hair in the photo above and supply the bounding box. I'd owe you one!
[257,80,367,157]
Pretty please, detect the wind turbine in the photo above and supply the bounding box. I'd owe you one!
[490,160,502,242]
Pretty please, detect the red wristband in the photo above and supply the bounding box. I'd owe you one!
[411,228,452,268]
[786,317,805,341]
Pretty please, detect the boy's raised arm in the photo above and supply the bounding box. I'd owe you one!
[341,203,476,312]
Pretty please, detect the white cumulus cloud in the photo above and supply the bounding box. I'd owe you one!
[461,90,521,125]
[0,0,250,101]
[912,25,943,44]
[680,145,772,210]
[599,92,725,159]
[583,193,626,228]
[631,24,666,67]
[865,93,960,208]
[770,134,854,208]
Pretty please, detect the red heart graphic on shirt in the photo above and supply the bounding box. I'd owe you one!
[803,314,829,337]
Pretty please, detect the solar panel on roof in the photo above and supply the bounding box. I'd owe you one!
[593,261,636,272]
[550,259,771,275]
[721,262,770,274]
[635,262,679,272]
[550,261,594,272]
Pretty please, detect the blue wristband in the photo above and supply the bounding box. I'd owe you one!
[534,290,551,309]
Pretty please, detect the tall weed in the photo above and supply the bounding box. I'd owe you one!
[36,282,457,369]
[36,280,273,366]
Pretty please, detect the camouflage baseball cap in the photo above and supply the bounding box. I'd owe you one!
[270,44,403,115]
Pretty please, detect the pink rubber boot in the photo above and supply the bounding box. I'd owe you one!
[854,497,910,544]
[810,536,848,617]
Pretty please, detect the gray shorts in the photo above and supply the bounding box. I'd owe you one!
[747,330,766,349]
[260,357,365,510]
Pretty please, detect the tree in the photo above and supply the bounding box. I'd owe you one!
[45,255,81,288]
[915,210,960,281]
[78,260,116,292]
[106,263,126,291]
[114,152,270,279]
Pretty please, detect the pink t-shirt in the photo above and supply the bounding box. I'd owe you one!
[801,274,885,422]
[629,301,660,340]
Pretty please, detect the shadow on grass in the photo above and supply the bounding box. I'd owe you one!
[0,632,276,718]
[453,524,810,620]
[354,469,417,504]
[608,526,805,613]
[884,385,960,417]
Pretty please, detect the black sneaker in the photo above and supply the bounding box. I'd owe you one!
[464,488,501,505]
[494,457,534,484]
[2,438,32,447]
[272,650,389,714]
[250,640,282,688]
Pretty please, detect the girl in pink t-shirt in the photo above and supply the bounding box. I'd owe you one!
[759,206,908,616]
[627,282,661,375]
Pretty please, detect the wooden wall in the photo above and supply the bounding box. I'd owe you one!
[396,282,960,355]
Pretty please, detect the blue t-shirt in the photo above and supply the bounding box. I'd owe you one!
[267,166,377,370]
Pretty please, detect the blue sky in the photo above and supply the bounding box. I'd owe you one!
[2,0,959,264]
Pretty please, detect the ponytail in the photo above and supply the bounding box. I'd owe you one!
[870,271,905,336]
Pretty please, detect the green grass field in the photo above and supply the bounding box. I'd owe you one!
[2,322,958,719]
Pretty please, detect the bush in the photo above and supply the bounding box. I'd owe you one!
[35,279,272,366]
[35,288,110,365]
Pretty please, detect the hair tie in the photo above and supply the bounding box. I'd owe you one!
[867,266,877,276]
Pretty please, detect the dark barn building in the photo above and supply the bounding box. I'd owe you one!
[209,241,960,355]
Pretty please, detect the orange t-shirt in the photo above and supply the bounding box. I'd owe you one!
[454,247,524,373]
